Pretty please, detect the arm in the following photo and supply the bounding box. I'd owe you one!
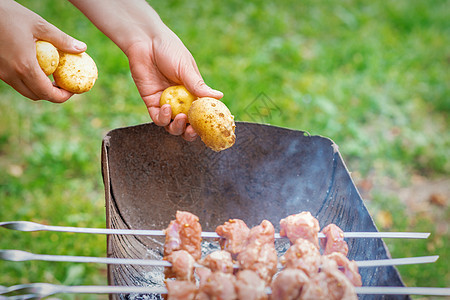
[0,0,86,102]
[69,0,222,141]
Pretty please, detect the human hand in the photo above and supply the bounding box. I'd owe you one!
[69,0,223,140]
[125,28,223,141]
[0,0,87,102]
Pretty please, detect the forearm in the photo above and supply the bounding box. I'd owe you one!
[68,0,168,53]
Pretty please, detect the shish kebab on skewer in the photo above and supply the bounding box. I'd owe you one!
[1,211,443,299]
[0,249,439,269]
[0,220,430,239]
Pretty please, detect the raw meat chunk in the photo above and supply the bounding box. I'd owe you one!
[280,211,320,248]
[164,210,202,260]
[235,270,267,300]
[300,267,357,300]
[166,280,197,300]
[320,224,348,256]
[202,250,234,274]
[323,252,362,287]
[237,220,278,284]
[279,238,321,277]
[270,268,309,300]
[164,250,196,281]
[216,219,250,257]
[196,272,237,300]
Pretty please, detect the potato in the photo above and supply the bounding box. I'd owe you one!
[160,85,197,119]
[36,40,59,76]
[188,97,236,152]
[53,51,98,94]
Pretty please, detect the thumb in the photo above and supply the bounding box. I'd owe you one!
[181,64,223,100]
[35,21,86,54]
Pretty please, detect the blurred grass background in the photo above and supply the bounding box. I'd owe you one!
[0,0,448,298]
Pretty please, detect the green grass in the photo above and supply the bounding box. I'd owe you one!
[1,0,449,298]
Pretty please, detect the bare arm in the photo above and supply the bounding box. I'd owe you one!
[69,0,223,141]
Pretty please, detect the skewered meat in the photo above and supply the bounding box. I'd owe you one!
[164,250,196,281]
[323,252,362,287]
[300,266,357,300]
[196,272,237,300]
[202,250,234,274]
[235,270,268,300]
[161,211,363,299]
[244,220,275,245]
[164,210,202,260]
[216,219,250,258]
[279,238,321,277]
[279,211,320,248]
[270,268,309,300]
[196,267,212,285]
[320,224,348,256]
[166,280,197,300]
[237,220,278,284]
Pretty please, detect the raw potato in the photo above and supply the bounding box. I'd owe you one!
[160,85,197,119]
[36,41,59,76]
[53,51,98,94]
[188,97,236,152]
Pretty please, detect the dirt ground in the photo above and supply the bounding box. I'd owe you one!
[355,174,449,234]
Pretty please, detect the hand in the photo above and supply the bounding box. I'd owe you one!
[69,0,223,140]
[0,0,87,103]
[125,28,223,141]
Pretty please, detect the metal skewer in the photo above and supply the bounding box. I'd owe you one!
[0,221,431,239]
[1,283,449,297]
[354,287,450,296]
[0,250,439,269]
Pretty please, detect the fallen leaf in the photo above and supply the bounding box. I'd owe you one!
[376,210,393,229]
[429,193,447,207]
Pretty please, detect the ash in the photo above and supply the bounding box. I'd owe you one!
[275,239,290,257]
[128,293,162,300]
[201,240,221,256]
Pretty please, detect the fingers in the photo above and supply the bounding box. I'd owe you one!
[25,66,73,103]
[165,114,188,136]
[149,104,197,141]
[5,75,73,103]
[164,114,198,142]
[182,125,198,142]
[0,2,78,103]
[6,77,39,100]
[25,17,82,102]
[24,78,73,103]
[2,55,74,103]
[180,61,223,100]
[149,104,172,127]
[34,18,86,53]
[21,57,74,102]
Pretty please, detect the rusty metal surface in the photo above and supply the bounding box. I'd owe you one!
[102,122,407,300]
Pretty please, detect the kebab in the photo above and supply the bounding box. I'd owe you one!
[162,211,360,299]
[0,215,442,299]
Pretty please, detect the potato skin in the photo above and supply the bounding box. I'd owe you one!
[160,85,197,119]
[188,97,236,152]
[36,41,59,76]
[53,51,98,94]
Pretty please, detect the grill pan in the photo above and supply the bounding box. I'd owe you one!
[101,122,407,300]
